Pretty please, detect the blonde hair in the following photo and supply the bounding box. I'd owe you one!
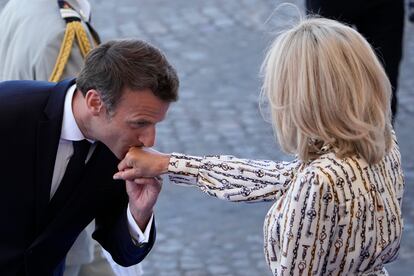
[260,17,392,164]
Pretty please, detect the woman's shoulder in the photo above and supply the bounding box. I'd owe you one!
[300,150,350,179]
[298,139,402,203]
[295,152,361,202]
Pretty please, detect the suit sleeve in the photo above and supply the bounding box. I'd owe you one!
[92,182,155,266]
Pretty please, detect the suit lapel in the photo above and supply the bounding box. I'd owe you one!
[34,78,76,233]
[29,142,122,267]
[43,142,119,228]
[46,142,101,221]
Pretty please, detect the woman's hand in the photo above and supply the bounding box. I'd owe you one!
[113,147,171,180]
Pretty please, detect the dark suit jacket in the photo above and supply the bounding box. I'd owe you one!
[0,79,155,276]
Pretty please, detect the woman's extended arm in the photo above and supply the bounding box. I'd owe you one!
[114,147,301,202]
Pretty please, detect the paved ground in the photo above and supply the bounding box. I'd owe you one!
[1,0,413,275]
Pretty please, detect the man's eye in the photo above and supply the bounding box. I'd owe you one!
[133,121,150,127]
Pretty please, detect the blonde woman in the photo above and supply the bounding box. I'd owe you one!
[113,18,404,275]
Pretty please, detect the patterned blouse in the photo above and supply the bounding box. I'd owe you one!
[167,136,404,275]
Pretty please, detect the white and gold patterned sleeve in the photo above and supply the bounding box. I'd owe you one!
[167,153,301,202]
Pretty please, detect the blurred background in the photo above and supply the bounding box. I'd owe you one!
[1,0,413,275]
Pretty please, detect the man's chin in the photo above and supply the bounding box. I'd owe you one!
[112,148,127,160]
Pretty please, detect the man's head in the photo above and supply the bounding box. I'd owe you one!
[75,39,179,159]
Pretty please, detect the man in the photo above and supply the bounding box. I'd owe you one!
[0,39,179,276]
[0,0,112,274]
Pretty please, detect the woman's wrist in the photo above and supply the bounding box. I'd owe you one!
[159,154,171,174]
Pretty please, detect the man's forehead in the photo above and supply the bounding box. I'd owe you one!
[133,105,168,116]
[120,95,169,118]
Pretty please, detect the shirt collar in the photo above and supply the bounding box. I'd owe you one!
[61,84,88,142]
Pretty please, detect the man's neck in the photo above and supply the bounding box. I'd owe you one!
[72,89,91,141]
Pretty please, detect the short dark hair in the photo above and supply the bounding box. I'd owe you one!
[76,39,179,113]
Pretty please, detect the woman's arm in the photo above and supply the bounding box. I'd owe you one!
[114,148,301,202]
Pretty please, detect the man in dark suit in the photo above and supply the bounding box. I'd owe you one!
[0,39,179,276]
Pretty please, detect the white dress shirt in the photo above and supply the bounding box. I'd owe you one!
[50,84,153,243]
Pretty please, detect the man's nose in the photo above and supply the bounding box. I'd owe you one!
[140,127,156,147]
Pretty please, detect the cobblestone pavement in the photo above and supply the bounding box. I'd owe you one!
[1,0,413,275]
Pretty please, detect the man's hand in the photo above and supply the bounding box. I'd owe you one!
[115,147,169,229]
[126,177,162,230]
[114,147,170,180]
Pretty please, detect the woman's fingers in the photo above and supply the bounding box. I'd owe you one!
[113,168,141,180]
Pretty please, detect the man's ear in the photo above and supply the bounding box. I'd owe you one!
[84,89,105,116]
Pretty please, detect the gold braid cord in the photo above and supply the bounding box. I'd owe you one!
[49,21,93,82]
[74,22,92,58]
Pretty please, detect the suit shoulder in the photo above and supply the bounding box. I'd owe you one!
[0,80,54,96]
[0,80,55,115]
